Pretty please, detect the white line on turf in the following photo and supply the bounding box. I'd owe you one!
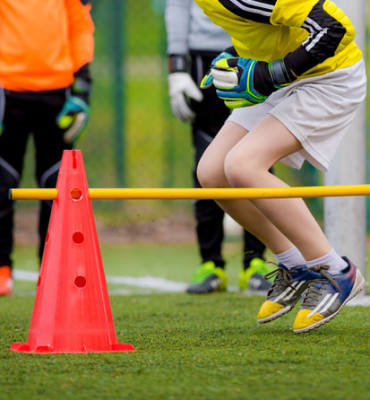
[13,269,242,295]
[107,276,187,292]
[13,269,187,292]
[11,270,370,304]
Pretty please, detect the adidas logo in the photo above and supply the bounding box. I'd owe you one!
[306,292,339,318]
[273,280,306,303]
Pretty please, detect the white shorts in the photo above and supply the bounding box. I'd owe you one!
[227,60,367,171]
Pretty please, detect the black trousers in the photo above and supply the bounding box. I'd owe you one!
[0,88,72,267]
[189,52,266,269]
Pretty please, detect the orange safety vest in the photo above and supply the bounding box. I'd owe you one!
[0,0,94,92]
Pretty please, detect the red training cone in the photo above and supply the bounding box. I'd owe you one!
[11,150,134,353]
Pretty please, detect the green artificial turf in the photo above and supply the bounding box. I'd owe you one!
[1,293,370,400]
[1,242,370,400]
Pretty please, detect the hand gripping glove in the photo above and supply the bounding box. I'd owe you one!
[57,77,91,144]
[168,72,203,122]
[168,54,203,123]
[211,57,296,109]
[200,46,239,89]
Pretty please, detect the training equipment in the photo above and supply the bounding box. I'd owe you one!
[257,264,312,324]
[187,261,227,294]
[239,257,273,292]
[211,57,295,109]
[168,72,203,122]
[10,184,370,201]
[0,266,12,296]
[293,258,365,333]
[11,150,134,353]
[7,148,370,336]
[57,94,90,143]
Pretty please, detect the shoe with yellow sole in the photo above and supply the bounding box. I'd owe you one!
[257,264,311,324]
[293,257,365,333]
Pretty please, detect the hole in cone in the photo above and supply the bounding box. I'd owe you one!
[72,232,84,244]
[74,275,87,288]
[72,151,77,169]
[71,188,82,200]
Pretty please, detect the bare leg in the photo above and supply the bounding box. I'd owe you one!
[197,121,295,255]
[197,115,331,261]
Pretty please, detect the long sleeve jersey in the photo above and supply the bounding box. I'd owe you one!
[195,0,362,79]
[0,0,94,92]
[165,0,232,55]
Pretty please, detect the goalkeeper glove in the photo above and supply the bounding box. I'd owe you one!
[211,57,296,109]
[200,46,238,89]
[168,55,203,122]
[57,76,91,144]
[168,72,203,122]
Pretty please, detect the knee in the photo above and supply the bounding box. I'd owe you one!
[224,149,257,188]
[197,157,226,189]
[196,158,215,188]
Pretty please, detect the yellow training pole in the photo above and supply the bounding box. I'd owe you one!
[10,188,58,200]
[9,184,370,200]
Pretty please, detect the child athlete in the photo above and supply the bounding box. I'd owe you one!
[194,0,367,333]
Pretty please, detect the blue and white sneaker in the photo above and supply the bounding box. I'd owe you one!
[293,257,366,333]
[257,264,312,324]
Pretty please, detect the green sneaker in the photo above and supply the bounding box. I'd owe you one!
[239,257,274,292]
[187,261,227,294]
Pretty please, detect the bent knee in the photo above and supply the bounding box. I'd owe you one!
[224,150,263,187]
[197,157,228,188]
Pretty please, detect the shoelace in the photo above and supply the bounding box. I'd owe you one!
[301,264,341,307]
[264,265,299,298]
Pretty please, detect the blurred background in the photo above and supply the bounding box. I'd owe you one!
[17,0,370,237]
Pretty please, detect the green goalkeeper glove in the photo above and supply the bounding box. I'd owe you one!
[200,46,239,89]
[211,57,296,109]
[57,77,91,144]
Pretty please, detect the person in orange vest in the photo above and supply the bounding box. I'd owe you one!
[0,0,94,295]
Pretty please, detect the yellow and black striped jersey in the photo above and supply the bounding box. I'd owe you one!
[194,0,362,79]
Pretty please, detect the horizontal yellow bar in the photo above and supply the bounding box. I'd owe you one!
[10,189,58,200]
[9,185,370,200]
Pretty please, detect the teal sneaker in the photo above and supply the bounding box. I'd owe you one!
[187,261,227,294]
[239,257,274,293]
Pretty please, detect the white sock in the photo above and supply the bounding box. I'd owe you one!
[306,248,347,274]
[274,247,306,270]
